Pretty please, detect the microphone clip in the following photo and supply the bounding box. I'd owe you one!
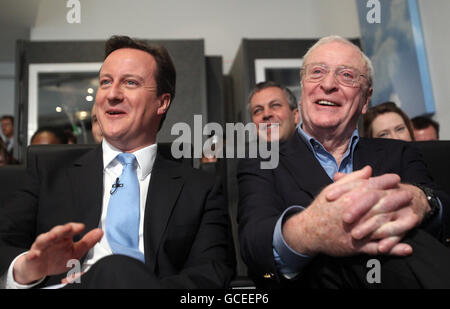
[110,177,124,195]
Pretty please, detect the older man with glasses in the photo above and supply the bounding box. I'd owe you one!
[238,35,450,288]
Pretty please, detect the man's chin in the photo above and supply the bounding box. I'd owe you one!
[102,131,128,144]
[258,134,282,143]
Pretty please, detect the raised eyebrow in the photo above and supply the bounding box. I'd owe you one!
[99,73,112,80]
[251,104,263,111]
[98,73,144,83]
[337,65,359,71]
[268,99,282,105]
[122,74,145,83]
[308,62,327,66]
[252,99,280,109]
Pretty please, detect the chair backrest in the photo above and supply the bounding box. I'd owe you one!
[0,165,27,207]
[26,143,193,167]
[26,144,97,167]
[411,141,450,196]
[0,143,193,207]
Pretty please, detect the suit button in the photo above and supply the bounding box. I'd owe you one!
[446,238,450,244]
[263,273,274,279]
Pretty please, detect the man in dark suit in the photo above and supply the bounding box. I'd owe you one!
[0,35,235,288]
[238,35,450,288]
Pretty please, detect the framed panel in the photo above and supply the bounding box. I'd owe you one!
[254,58,303,101]
[28,63,101,145]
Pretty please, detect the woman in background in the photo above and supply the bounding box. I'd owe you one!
[362,101,415,141]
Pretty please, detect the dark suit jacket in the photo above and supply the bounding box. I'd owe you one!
[0,144,235,288]
[237,132,449,286]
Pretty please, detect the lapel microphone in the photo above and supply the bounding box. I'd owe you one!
[110,177,124,195]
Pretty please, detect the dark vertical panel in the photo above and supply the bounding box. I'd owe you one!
[229,42,249,124]
[205,56,225,126]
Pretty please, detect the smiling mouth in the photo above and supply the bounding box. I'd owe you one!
[316,100,339,107]
[107,110,126,115]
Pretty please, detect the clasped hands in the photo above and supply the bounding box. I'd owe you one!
[283,166,430,257]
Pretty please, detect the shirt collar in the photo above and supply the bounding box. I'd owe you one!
[297,124,360,155]
[102,139,158,180]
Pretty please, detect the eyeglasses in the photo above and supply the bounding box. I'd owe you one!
[301,63,368,88]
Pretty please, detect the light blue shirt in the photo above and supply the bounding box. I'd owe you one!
[299,127,359,180]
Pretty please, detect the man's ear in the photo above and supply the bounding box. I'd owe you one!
[293,106,300,125]
[157,93,171,116]
[361,87,373,115]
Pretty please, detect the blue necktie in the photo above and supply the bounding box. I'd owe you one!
[106,153,145,262]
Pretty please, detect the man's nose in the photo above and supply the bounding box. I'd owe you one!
[262,108,273,120]
[106,82,124,103]
[320,71,339,93]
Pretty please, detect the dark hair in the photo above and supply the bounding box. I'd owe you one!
[104,35,176,130]
[1,115,14,125]
[362,102,414,140]
[31,127,68,144]
[64,128,77,144]
[411,116,440,139]
[248,81,298,111]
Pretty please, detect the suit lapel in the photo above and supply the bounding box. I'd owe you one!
[143,152,184,270]
[67,146,104,241]
[280,132,333,198]
[353,138,385,176]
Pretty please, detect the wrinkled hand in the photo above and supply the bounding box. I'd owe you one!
[13,223,103,285]
[347,183,429,254]
[283,166,413,257]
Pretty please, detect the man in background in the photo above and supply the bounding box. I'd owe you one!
[1,115,14,154]
[248,81,300,142]
[412,116,439,141]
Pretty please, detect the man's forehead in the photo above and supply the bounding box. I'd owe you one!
[304,41,364,69]
[100,48,156,74]
[251,92,288,111]
[251,87,287,102]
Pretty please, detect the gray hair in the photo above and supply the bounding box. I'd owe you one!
[301,35,374,90]
[247,81,298,113]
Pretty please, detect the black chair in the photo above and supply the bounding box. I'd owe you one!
[412,141,450,197]
[0,165,27,208]
[0,143,191,209]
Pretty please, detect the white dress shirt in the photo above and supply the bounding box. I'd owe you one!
[2,140,157,288]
